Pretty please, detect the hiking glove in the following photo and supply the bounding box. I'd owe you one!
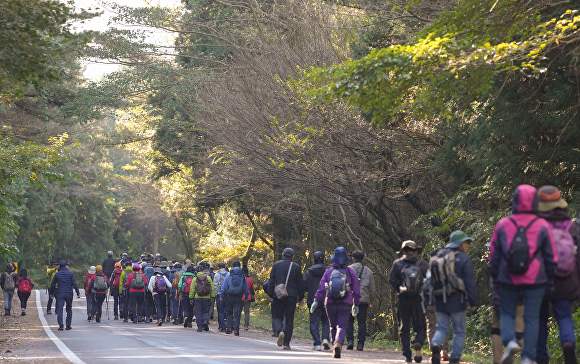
[351,305,359,317]
[310,301,318,313]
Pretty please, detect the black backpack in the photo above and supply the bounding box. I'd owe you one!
[504,217,538,275]
[400,264,423,296]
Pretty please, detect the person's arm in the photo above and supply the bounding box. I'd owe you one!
[388,261,401,292]
[460,255,477,308]
[540,224,558,281]
[349,267,361,306]
[189,277,196,299]
[72,273,80,297]
[313,270,328,302]
[148,276,155,292]
[209,276,215,298]
[220,275,229,297]
[267,263,276,298]
[50,274,57,296]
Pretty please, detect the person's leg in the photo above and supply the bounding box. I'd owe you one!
[398,296,412,361]
[431,311,450,347]
[86,294,92,318]
[56,295,65,328]
[425,305,437,346]
[552,300,576,347]
[326,305,338,345]
[333,305,351,345]
[520,286,545,361]
[448,310,466,361]
[233,297,243,332]
[130,292,138,322]
[283,296,297,346]
[4,290,14,313]
[203,298,211,326]
[216,294,225,329]
[113,291,119,317]
[272,299,284,335]
[310,307,322,347]
[47,294,54,313]
[65,295,73,328]
[243,300,251,327]
[182,297,190,326]
[225,295,234,330]
[321,308,330,344]
[137,293,145,321]
[154,294,163,322]
[357,303,369,348]
[411,299,427,347]
[536,300,550,363]
[96,295,105,321]
[346,311,355,347]
[195,299,204,329]
[499,285,519,347]
[491,308,503,364]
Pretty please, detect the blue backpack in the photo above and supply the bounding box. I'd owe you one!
[153,275,167,294]
[144,266,154,281]
[328,268,351,300]
[228,269,245,296]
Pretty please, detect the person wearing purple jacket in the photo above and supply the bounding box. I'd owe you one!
[312,247,360,359]
[489,184,558,364]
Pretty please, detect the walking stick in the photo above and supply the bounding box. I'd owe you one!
[106,288,110,320]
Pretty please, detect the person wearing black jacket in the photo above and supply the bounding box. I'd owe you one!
[303,251,330,351]
[50,260,81,331]
[267,248,304,350]
[102,251,116,282]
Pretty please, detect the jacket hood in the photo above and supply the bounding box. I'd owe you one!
[402,254,420,264]
[183,272,195,276]
[512,184,539,213]
[113,267,123,274]
[307,263,327,277]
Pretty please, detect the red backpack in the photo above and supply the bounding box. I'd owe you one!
[182,275,194,293]
[18,278,32,293]
[112,272,122,288]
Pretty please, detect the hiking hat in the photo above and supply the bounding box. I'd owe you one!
[446,230,473,249]
[96,265,103,272]
[397,240,421,254]
[88,266,96,274]
[159,261,168,268]
[174,263,182,269]
[115,262,122,268]
[141,262,147,268]
[132,263,141,271]
[283,248,294,257]
[186,265,194,272]
[218,262,226,268]
[313,251,324,263]
[538,185,568,212]
[331,246,350,265]
[232,261,241,268]
[185,259,192,266]
[60,260,68,267]
[195,265,204,272]
[154,268,163,274]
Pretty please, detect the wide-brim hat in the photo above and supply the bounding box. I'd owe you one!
[88,266,96,274]
[397,240,422,254]
[154,268,163,274]
[446,230,473,249]
[331,247,350,265]
[538,185,568,212]
[159,261,168,268]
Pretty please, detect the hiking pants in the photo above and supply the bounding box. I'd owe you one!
[47,294,54,312]
[56,294,73,328]
[85,294,93,317]
[2,290,14,311]
[273,296,298,346]
[172,291,183,321]
[182,296,194,321]
[225,295,243,331]
[111,289,119,316]
[129,291,145,321]
[145,290,154,318]
[537,299,575,362]
[309,305,330,347]
[243,300,251,327]
[215,294,226,329]
[347,302,368,345]
[326,303,351,345]
[195,298,211,327]
[120,290,128,319]
[397,294,427,361]
[154,293,168,320]
[92,294,105,319]
[17,291,31,310]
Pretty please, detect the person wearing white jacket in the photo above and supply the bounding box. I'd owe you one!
[148,269,172,326]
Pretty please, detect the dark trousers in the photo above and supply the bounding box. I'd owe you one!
[397,294,427,361]
[92,294,105,318]
[347,302,369,345]
[17,291,31,310]
[145,291,154,318]
[120,290,128,319]
[56,294,73,328]
[310,305,330,346]
[327,303,351,345]
[172,291,183,321]
[216,294,226,328]
[273,296,298,346]
[129,291,144,321]
[182,296,194,320]
[195,298,211,327]
[111,289,119,316]
[47,294,54,312]
[225,295,243,331]
[154,294,167,320]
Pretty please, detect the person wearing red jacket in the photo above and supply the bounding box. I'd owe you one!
[87,265,110,323]
[84,266,96,321]
[109,262,123,320]
[124,263,148,323]
[242,266,255,331]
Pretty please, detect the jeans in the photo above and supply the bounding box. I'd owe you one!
[172,291,183,321]
[310,305,330,346]
[499,285,545,360]
[85,294,93,316]
[3,290,14,311]
[129,291,145,321]
[92,294,105,318]
[326,304,351,345]
[432,310,466,361]
[225,295,243,331]
[154,294,167,320]
[216,294,226,329]
[111,290,119,316]
[398,295,427,360]
[56,294,73,328]
[195,298,211,327]
[347,302,368,345]
[537,299,575,361]
[273,296,298,346]
[243,300,251,327]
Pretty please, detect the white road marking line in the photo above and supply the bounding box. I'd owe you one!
[35,290,86,364]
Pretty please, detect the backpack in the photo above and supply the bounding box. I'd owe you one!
[130,273,145,289]
[429,248,465,303]
[112,272,121,289]
[228,269,245,296]
[153,275,167,294]
[195,273,212,296]
[504,217,539,275]
[93,275,108,292]
[18,278,32,293]
[144,266,154,282]
[3,273,15,291]
[550,220,577,278]
[400,264,423,296]
[181,275,194,293]
[328,268,351,300]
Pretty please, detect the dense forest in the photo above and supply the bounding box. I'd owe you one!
[1,0,579,356]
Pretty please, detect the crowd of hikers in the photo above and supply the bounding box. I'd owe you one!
[2,184,579,363]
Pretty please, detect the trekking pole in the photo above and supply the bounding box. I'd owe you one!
[106,288,110,320]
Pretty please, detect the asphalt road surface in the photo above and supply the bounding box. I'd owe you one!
[36,290,405,363]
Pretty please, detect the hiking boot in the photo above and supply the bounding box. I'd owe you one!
[234,331,239,336]
[500,340,519,364]
[347,341,354,350]
[95,316,101,323]
[203,324,209,331]
[58,326,64,331]
[441,355,449,361]
[123,318,128,323]
[173,319,179,325]
[47,310,52,315]
[226,328,232,334]
[65,326,72,330]
[114,315,118,320]
[219,327,226,332]
[333,342,342,358]
[87,315,91,321]
[357,342,364,351]
[414,342,423,363]
[183,317,189,328]
[277,331,285,347]
[283,345,291,350]
[431,343,442,364]
[562,342,578,364]
[322,339,331,350]
[21,311,26,316]
[197,327,203,332]
[157,320,163,326]
[244,325,249,330]
[313,345,322,351]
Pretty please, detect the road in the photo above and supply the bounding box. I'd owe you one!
[36,290,404,363]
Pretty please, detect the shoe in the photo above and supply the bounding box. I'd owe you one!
[347,341,354,350]
[173,319,178,325]
[21,312,26,316]
[219,327,226,332]
[283,345,291,350]
[333,342,342,358]
[277,331,285,347]
[197,327,203,332]
[414,342,423,363]
[47,310,52,314]
[87,315,91,321]
[448,360,459,364]
[357,342,364,351]
[183,318,189,328]
[114,315,118,320]
[203,324,209,331]
[57,326,64,331]
[521,358,534,364]
[272,333,278,337]
[244,325,249,330]
[234,331,239,336]
[441,355,449,361]
[313,345,322,351]
[149,318,153,323]
[123,318,128,322]
[562,342,577,364]
[500,340,519,364]
[431,344,442,364]
[95,316,101,323]
[322,339,331,350]
[226,328,232,334]
[157,320,162,326]
[65,326,72,330]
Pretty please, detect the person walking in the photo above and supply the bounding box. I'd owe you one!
[49,260,80,331]
[221,261,248,336]
[170,262,184,325]
[430,231,478,364]
[149,267,172,325]
[46,260,59,314]
[1,263,18,316]
[102,251,116,282]
[489,185,558,364]
[124,263,148,324]
[179,265,196,328]
[389,241,428,363]
[190,265,215,332]
[535,185,579,364]
[304,251,330,351]
[110,262,123,320]
[119,260,133,322]
[311,247,360,359]
[84,266,96,321]
[15,268,34,316]
[267,248,304,350]
[242,266,255,331]
[213,263,228,331]
[347,250,376,351]
[87,265,109,323]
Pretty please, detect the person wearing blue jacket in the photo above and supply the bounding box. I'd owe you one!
[220,261,249,335]
[50,260,80,331]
